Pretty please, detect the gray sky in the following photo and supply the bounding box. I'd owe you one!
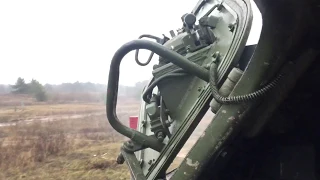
[0,0,261,86]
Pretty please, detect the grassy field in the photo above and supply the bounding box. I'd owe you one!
[0,94,140,180]
[0,94,214,180]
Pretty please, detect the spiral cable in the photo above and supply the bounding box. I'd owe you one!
[209,62,283,104]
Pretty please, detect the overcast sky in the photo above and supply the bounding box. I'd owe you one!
[0,0,261,86]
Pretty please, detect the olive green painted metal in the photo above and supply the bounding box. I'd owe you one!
[210,67,243,113]
[244,50,319,137]
[106,40,210,152]
[170,0,312,179]
[171,51,318,179]
[243,0,312,138]
[120,147,147,180]
[134,0,251,176]
[145,0,253,179]
[104,0,318,178]
[105,0,256,178]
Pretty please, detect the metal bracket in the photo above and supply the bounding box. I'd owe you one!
[120,147,147,180]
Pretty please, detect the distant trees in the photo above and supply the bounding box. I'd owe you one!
[133,80,149,99]
[44,82,108,93]
[4,77,149,102]
[11,77,29,94]
[118,80,149,100]
[10,77,47,101]
[29,79,47,101]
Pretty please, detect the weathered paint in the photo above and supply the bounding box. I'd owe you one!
[186,158,200,170]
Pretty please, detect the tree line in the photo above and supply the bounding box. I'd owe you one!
[0,77,149,101]
[9,77,47,101]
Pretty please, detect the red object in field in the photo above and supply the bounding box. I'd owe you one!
[129,116,138,130]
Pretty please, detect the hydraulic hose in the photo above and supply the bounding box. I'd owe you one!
[134,34,162,66]
[209,62,283,104]
[106,39,209,152]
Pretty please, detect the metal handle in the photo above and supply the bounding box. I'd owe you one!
[106,39,209,152]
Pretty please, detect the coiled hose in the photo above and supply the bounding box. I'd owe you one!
[209,62,283,104]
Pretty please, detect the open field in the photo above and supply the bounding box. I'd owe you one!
[0,119,132,180]
[0,94,139,180]
[0,94,214,179]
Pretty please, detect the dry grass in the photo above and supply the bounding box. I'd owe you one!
[0,94,36,107]
[0,93,215,180]
[0,96,140,180]
[0,102,139,123]
[0,114,134,180]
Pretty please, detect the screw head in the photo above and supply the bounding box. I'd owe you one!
[157,132,165,141]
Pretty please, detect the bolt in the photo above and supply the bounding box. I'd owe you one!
[212,52,221,63]
[157,132,165,142]
[197,87,202,92]
[204,63,211,69]
[199,18,205,24]
[116,153,125,164]
[148,160,153,165]
[213,51,220,58]
[217,3,223,11]
[186,45,191,53]
[141,120,146,127]
[221,151,228,157]
[126,141,134,148]
[228,24,235,32]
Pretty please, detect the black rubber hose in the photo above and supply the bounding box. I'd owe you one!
[135,51,155,66]
[209,62,283,104]
[106,39,208,152]
[138,34,162,41]
[134,34,162,66]
[142,69,186,103]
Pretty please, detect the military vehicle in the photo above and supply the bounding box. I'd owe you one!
[106,0,320,179]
